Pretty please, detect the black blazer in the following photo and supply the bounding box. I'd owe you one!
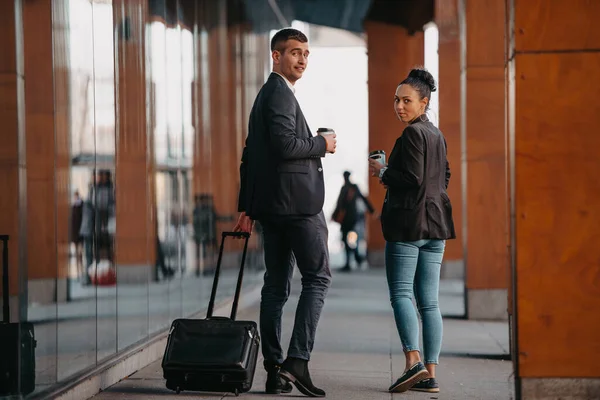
[238,73,327,219]
[380,114,456,242]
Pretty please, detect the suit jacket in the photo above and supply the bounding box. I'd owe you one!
[380,114,456,242]
[238,73,327,219]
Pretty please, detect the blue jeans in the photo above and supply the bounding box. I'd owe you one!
[385,239,445,364]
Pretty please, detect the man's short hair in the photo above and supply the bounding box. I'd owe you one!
[270,28,308,52]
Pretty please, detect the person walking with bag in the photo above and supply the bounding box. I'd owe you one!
[234,28,337,397]
[368,68,456,394]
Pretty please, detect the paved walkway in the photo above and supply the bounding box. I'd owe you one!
[90,268,514,400]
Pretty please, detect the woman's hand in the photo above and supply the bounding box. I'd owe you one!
[369,158,384,177]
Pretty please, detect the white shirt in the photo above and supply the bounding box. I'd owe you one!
[273,71,296,94]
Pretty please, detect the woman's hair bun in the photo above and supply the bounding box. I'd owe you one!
[408,68,437,92]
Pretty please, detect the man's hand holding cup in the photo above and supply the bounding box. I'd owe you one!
[317,128,337,154]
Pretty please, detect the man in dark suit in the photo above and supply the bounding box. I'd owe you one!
[234,28,336,397]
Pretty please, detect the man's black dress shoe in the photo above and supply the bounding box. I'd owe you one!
[279,357,325,397]
[265,362,293,394]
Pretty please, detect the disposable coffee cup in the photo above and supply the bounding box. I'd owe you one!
[369,150,386,166]
[317,127,334,135]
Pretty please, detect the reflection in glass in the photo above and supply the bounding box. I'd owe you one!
[149,3,172,334]
[58,0,98,380]
[114,0,150,353]
[13,0,271,395]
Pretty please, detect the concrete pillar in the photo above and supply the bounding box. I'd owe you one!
[0,0,27,320]
[507,0,600,397]
[365,22,424,267]
[460,0,509,320]
[436,0,464,279]
[113,0,156,284]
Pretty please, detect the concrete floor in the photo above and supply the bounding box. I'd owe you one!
[90,267,514,400]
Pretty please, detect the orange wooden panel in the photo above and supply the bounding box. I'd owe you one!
[26,180,56,279]
[115,162,150,236]
[0,1,19,74]
[365,22,424,251]
[0,1,25,297]
[515,0,600,53]
[23,0,54,113]
[466,159,508,289]
[0,75,21,163]
[24,114,55,180]
[114,0,147,163]
[465,0,505,67]
[115,237,150,266]
[514,52,600,377]
[465,68,506,159]
[22,0,61,282]
[0,165,23,295]
[438,37,462,261]
[436,0,458,35]
[208,21,238,219]
[113,0,154,267]
[465,69,508,290]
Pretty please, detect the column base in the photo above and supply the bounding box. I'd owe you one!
[366,250,385,268]
[467,288,508,320]
[28,278,68,305]
[521,378,600,399]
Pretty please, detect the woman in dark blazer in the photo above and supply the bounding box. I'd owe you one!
[369,68,456,394]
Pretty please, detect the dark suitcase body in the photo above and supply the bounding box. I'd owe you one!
[161,231,258,396]
[0,235,37,396]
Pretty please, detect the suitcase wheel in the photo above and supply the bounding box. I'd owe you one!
[234,388,239,397]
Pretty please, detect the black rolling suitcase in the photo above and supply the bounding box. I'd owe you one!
[0,235,37,396]
[161,231,259,396]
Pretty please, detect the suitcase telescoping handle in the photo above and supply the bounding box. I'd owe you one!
[1,235,9,323]
[206,231,250,320]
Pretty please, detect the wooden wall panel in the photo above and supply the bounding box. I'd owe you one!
[465,0,505,66]
[365,22,424,252]
[464,1,509,292]
[514,52,600,377]
[0,0,26,297]
[509,0,600,379]
[114,0,154,267]
[207,2,238,225]
[437,0,463,261]
[23,0,58,281]
[515,0,600,52]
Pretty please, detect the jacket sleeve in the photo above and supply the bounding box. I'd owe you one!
[237,145,248,212]
[266,86,327,160]
[381,126,424,189]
